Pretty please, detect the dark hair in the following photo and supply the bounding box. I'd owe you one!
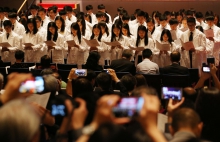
[196,25,204,33]
[187,17,196,24]
[85,13,92,23]
[135,74,147,87]
[185,10,193,17]
[55,16,65,33]
[195,12,203,19]
[97,4,105,10]
[121,23,132,37]
[15,50,24,60]
[159,15,167,21]
[64,5,73,12]
[85,51,101,70]
[136,25,148,47]
[48,6,57,14]
[8,12,17,19]
[169,18,178,25]
[86,5,93,11]
[77,18,86,36]
[34,16,42,22]
[30,4,38,10]
[137,10,145,17]
[59,10,67,16]
[3,20,12,27]
[96,72,112,91]
[121,74,137,92]
[117,6,124,12]
[70,22,81,44]
[122,14,130,21]
[26,18,38,34]
[90,24,102,42]
[164,11,171,16]
[104,13,110,23]
[205,11,214,21]
[131,86,158,97]
[111,23,122,42]
[19,18,27,30]
[142,48,152,59]
[47,22,58,42]
[73,77,93,97]
[98,21,109,36]
[170,51,181,62]
[40,55,51,68]
[122,49,133,59]
[96,11,105,18]
[160,29,173,45]
[38,7,46,13]
[146,18,156,34]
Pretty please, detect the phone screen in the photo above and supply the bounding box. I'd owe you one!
[161,87,182,100]
[19,76,44,93]
[202,66,210,73]
[51,104,67,116]
[112,97,144,117]
[75,69,87,76]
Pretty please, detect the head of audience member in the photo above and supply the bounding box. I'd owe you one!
[121,49,133,61]
[8,12,17,24]
[134,74,147,87]
[170,51,181,63]
[42,74,59,92]
[96,72,112,92]
[3,20,12,33]
[169,108,203,139]
[120,74,137,95]
[85,51,101,70]
[169,18,178,30]
[131,86,158,97]
[195,87,220,141]
[83,69,96,87]
[40,55,51,69]
[72,77,93,98]
[52,72,63,89]
[0,99,40,142]
[187,17,196,32]
[142,49,153,60]
[15,50,25,63]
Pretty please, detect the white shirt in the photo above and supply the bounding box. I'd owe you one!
[136,58,159,74]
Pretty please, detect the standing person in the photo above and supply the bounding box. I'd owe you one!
[28,4,38,19]
[64,5,77,23]
[0,7,8,32]
[59,10,72,33]
[155,14,171,33]
[146,17,161,41]
[180,17,206,69]
[110,23,129,61]
[46,22,65,64]
[22,18,44,63]
[8,12,25,38]
[0,20,20,63]
[55,16,70,38]
[65,22,87,68]
[97,4,112,24]
[34,16,47,41]
[48,7,57,22]
[86,5,97,25]
[38,7,50,30]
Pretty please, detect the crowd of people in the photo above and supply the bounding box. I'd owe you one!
[0,3,220,142]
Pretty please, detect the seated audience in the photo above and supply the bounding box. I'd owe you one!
[36,55,57,71]
[136,49,159,74]
[161,51,189,75]
[110,49,136,75]
[10,50,28,68]
[120,74,137,96]
[85,51,103,71]
[134,74,148,87]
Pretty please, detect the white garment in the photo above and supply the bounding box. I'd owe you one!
[42,18,50,30]
[0,31,20,63]
[130,22,147,38]
[136,58,159,74]
[68,15,77,23]
[155,24,171,33]
[13,20,25,38]
[65,19,72,33]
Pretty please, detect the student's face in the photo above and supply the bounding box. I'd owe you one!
[170,24,178,30]
[138,30,145,39]
[87,10,92,15]
[160,20,167,28]
[137,16,145,25]
[113,28,120,37]
[61,15,66,20]
[147,21,154,32]
[48,10,56,19]
[177,15,182,23]
[66,11,72,18]
[93,27,100,37]
[49,26,56,35]
[28,23,34,32]
[30,9,38,16]
[187,22,196,31]
[4,25,12,33]
[182,20,188,28]
[214,16,218,25]
[196,18,202,23]
[71,28,77,36]
[162,33,169,42]
[8,18,16,24]
[55,20,62,29]
[38,11,46,20]
[206,20,214,27]
[35,19,41,28]
[122,28,128,36]
[101,26,105,34]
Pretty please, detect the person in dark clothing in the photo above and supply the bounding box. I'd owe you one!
[85,51,103,71]
[10,50,28,68]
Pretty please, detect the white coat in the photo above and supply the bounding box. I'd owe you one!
[13,20,25,38]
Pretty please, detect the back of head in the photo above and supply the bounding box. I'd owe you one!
[96,72,112,91]
[43,74,59,92]
[134,74,147,87]
[171,108,201,132]
[131,86,158,97]
[122,49,133,59]
[40,68,53,76]
[85,51,101,69]
[73,77,93,98]
[142,49,152,59]
[0,99,40,142]
[121,74,137,92]
[40,55,51,68]
[170,51,181,62]
[15,50,24,60]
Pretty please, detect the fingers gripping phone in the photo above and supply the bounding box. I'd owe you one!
[161,87,182,100]
[19,76,44,93]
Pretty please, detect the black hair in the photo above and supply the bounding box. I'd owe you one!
[187,17,196,24]
[122,14,130,21]
[142,48,152,59]
[38,7,46,13]
[19,18,27,30]
[90,24,102,42]
[196,25,204,33]
[117,7,124,12]
[96,72,112,91]
[121,23,132,37]
[48,7,57,14]
[34,15,42,21]
[137,10,145,17]
[77,18,86,36]
[40,55,51,68]
[122,49,133,59]
[86,5,93,11]
[59,10,67,16]
[15,50,24,60]
[47,22,58,42]
[121,74,137,92]
[30,4,38,10]
[3,20,12,27]
[185,10,193,17]
[26,18,38,34]
[111,23,122,42]
[73,77,93,97]
[146,17,156,34]
[169,18,178,25]
[96,11,105,18]
[170,51,181,62]
[71,22,81,44]
[55,16,65,33]
[104,13,110,23]
[136,25,148,47]
[195,12,203,19]
[97,4,105,10]
[8,12,17,19]
[98,21,109,36]
[159,14,167,21]
[85,13,92,23]
[205,11,214,21]
[160,29,173,45]
[85,51,101,70]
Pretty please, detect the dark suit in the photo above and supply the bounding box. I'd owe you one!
[161,63,189,75]
[110,58,136,75]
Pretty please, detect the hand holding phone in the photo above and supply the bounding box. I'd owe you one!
[75,69,87,76]
[161,87,182,100]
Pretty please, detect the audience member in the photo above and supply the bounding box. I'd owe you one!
[136,49,159,74]
[85,51,103,71]
[110,49,136,75]
[120,74,137,96]
[134,74,148,87]
[36,55,57,71]
[161,51,189,75]
[10,50,28,68]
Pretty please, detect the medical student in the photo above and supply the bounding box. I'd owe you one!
[8,12,25,38]
[0,20,20,63]
[22,18,44,63]
[46,22,65,63]
[65,22,87,68]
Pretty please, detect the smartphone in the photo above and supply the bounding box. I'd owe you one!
[202,66,210,73]
[75,69,87,76]
[161,87,182,100]
[207,57,215,64]
[112,97,144,118]
[51,104,67,116]
[19,76,44,93]
[103,69,109,74]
